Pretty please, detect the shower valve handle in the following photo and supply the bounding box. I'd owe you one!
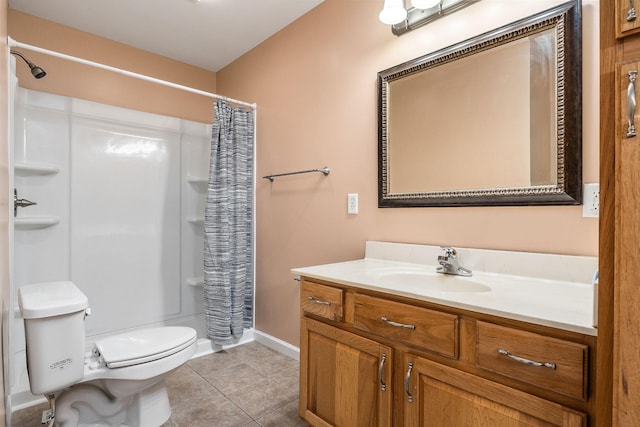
[14,189,37,217]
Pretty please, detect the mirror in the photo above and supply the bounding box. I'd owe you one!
[378,1,581,207]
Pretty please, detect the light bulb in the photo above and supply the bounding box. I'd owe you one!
[411,0,440,9]
[379,0,408,25]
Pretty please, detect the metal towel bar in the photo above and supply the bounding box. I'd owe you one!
[263,166,330,181]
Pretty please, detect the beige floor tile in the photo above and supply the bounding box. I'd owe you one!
[201,362,267,396]
[169,395,251,427]
[227,378,298,419]
[256,400,309,427]
[188,349,248,376]
[270,369,300,393]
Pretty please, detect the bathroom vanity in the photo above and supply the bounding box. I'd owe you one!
[293,242,597,426]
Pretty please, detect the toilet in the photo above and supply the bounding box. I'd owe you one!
[18,281,197,427]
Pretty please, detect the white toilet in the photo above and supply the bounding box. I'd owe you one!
[18,281,197,427]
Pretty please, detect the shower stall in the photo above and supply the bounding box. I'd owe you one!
[8,86,254,409]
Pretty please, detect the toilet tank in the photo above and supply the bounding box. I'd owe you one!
[18,281,89,395]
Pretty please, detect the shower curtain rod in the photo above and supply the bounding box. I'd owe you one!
[8,37,258,110]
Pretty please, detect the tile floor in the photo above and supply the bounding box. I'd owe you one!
[11,341,309,427]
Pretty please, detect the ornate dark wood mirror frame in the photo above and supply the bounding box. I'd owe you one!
[378,0,582,207]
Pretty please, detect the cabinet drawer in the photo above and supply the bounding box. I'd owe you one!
[353,294,458,358]
[301,281,344,321]
[477,321,588,400]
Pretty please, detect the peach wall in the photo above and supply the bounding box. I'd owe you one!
[1,1,9,425]
[8,10,217,123]
[217,0,600,346]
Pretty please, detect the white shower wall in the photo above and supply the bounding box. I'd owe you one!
[11,88,211,405]
[71,114,182,333]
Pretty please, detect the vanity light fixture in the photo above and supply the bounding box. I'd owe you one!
[411,0,441,9]
[379,0,481,36]
[379,0,408,25]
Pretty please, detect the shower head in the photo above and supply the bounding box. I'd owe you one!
[10,50,47,79]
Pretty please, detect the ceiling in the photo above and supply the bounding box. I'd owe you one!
[8,0,325,72]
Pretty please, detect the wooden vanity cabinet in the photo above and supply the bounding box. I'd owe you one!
[616,0,640,37]
[607,3,640,423]
[403,354,586,427]
[299,278,594,427]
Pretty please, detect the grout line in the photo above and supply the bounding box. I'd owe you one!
[188,351,262,425]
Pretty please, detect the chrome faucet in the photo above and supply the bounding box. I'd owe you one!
[437,247,472,277]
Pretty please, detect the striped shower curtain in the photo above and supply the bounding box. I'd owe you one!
[204,101,254,345]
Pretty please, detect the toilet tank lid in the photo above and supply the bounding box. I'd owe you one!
[18,281,89,319]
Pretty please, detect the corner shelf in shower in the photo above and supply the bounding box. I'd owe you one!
[14,216,60,230]
[187,216,205,225]
[187,176,208,184]
[186,277,204,287]
[14,162,60,176]
[186,176,208,194]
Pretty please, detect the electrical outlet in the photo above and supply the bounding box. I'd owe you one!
[347,193,358,215]
[583,183,599,218]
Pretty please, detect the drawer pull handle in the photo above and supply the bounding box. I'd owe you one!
[381,316,416,330]
[629,71,638,138]
[378,353,387,391]
[629,0,637,21]
[405,362,414,403]
[307,296,331,305]
[498,348,557,370]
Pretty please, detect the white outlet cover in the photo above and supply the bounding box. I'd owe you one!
[347,193,358,215]
[582,183,599,218]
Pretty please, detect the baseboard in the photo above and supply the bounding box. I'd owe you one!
[9,392,45,413]
[192,328,256,359]
[253,329,300,361]
[192,328,299,361]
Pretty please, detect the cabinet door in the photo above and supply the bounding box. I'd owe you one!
[403,355,586,427]
[618,0,640,37]
[300,317,392,427]
[614,60,640,426]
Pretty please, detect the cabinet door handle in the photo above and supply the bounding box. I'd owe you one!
[405,362,414,403]
[628,70,638,138]
[629,0,637,21]
[378,353,387,391]
[381,316,416,330]
[307,296,331,305]
[497,348,557,370]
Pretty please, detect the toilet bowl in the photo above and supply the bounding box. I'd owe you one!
[18,281,197,427]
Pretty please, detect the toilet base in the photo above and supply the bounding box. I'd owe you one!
[54,379,171,427]
[123,380,172,427]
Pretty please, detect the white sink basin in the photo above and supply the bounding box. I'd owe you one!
[369,268,491,293]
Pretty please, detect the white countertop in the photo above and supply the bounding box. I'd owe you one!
[292,242,598,336]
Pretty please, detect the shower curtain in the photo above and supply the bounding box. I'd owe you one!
[204,101,254,345]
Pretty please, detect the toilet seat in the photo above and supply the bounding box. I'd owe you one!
[82,326,197,384]
[92,326,197,368]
